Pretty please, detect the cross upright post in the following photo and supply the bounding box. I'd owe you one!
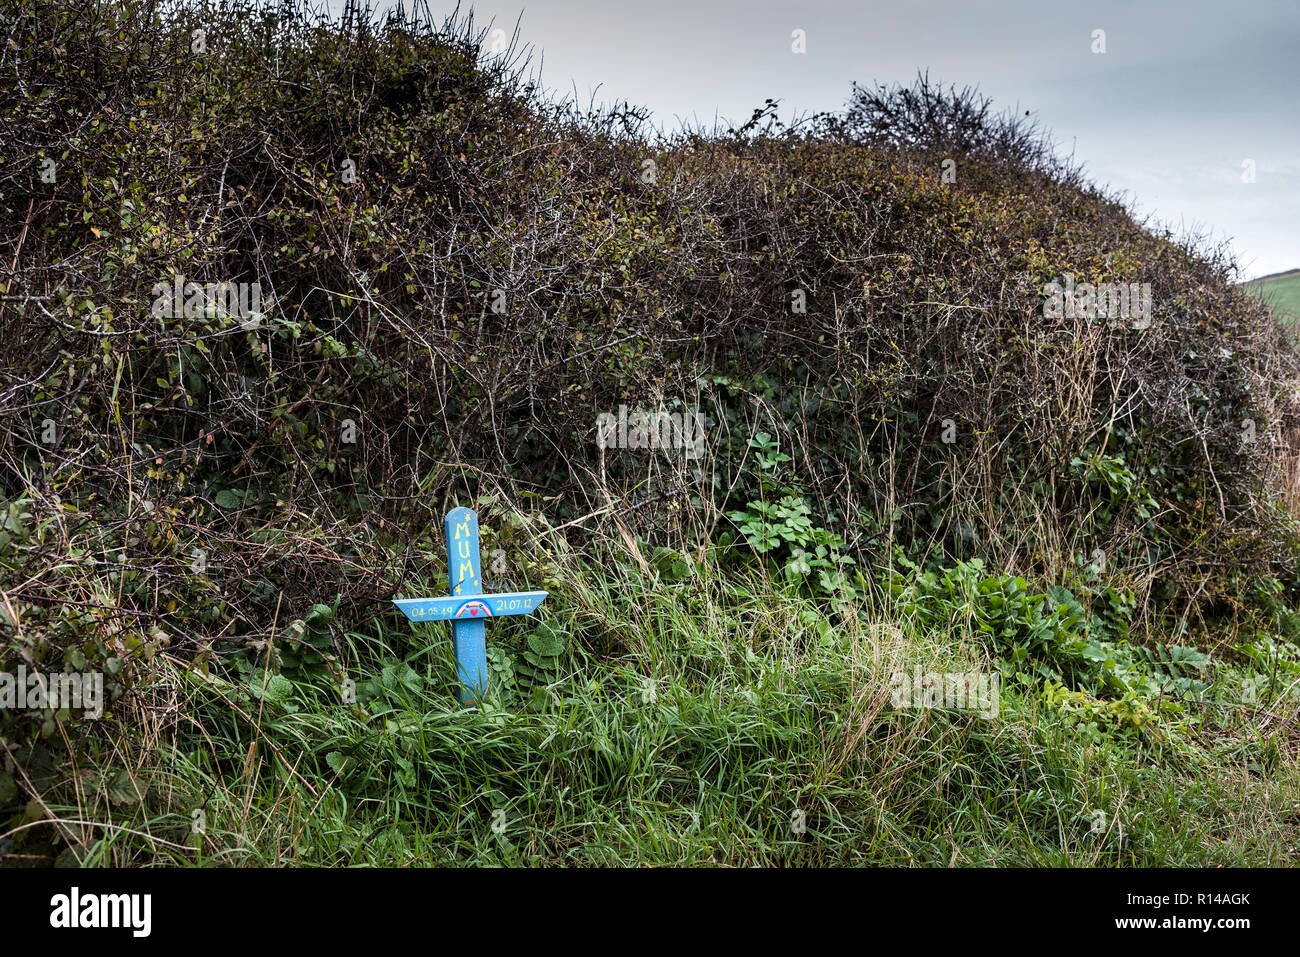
[392,507,548,702]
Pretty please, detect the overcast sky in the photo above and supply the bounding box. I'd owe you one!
[333,0,1299,278]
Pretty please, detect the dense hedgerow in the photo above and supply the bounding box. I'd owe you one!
[2,0,1299,863]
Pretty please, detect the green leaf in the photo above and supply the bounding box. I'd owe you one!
[214,488,243,510]
[527,625,565,658]
[651,547,692,583]
[249,670,294,703]
[522,649,560,669]
[107,769,142,805]
[380,659,424,692]
[305,603,334,628]
[325,751,356,775]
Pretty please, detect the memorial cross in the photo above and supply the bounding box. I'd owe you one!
[392,507,548,701]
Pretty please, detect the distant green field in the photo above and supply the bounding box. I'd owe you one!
[1244,268,1300,324]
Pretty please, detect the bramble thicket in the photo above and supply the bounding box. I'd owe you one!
[2,0,1299,865]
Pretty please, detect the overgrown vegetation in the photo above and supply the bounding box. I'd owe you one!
[2,0,1299,866]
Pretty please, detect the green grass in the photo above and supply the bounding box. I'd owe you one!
[1245,268,1300,325]
[25,526,1300,867]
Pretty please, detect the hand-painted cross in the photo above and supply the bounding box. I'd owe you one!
[392,507,547,702]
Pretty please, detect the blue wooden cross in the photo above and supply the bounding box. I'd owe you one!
[392,507,548,702]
